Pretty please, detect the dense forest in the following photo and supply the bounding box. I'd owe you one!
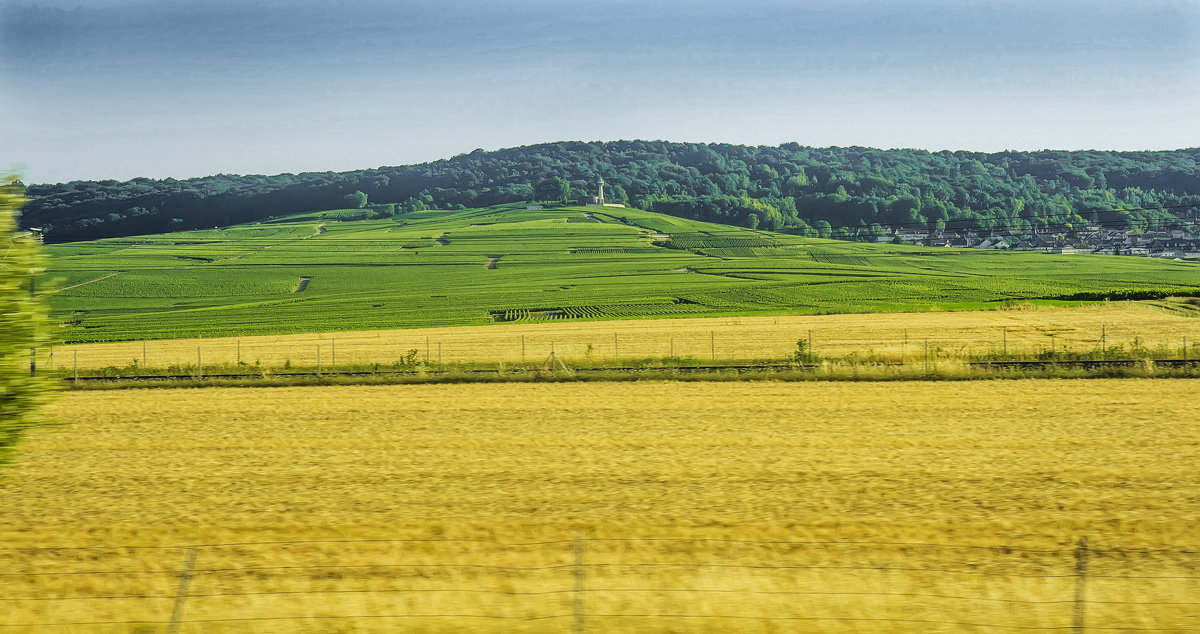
[19,141,1200,242]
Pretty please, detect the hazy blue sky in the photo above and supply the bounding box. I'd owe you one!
[2,0,1198,184]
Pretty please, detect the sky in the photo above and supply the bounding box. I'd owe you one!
[1,0,1198,184]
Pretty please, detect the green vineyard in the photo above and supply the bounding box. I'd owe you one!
[44,203,1200,342]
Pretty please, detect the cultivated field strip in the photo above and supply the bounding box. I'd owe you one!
[1,381,1197,631]
[2,538,1196,632]
[50,303,1200,371]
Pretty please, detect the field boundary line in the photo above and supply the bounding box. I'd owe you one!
[54,271,121,293]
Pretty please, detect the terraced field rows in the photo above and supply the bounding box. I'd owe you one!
[44,205,1200,342]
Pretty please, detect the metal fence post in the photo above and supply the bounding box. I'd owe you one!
[1073,536,1089,634]
[167,547,198,634]
[573,531,587,634]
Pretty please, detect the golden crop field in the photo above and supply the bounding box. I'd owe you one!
[51,301,1200,371]
[1,380,1197,632]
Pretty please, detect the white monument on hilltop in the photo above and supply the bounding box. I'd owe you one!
[587,176,624,207]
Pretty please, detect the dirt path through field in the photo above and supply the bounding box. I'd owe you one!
[55,271,121,292]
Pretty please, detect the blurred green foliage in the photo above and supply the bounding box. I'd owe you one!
[0,176,55,466]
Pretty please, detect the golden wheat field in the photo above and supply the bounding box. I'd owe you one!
[55,302,1200,371]
[1,380,1198,632]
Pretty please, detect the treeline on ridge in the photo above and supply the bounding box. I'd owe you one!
[19,141,1200,242]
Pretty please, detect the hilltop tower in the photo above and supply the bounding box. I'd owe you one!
[586,176,623,207]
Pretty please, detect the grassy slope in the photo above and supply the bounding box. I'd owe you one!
[46,204,1200,342]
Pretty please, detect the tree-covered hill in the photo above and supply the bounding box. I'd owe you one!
[21,141,1200,242]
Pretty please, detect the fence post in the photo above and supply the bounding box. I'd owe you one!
[710,330,715,361]
[613,333,618,359]
[1073,536,1089,634]
[332,338,336,371]
[235,339,240,366]
[143,340,147,367]
[522,334,526,364]
[197,347,202,380]
[573,531,587,634]
[1183,336,1188,362]
[438,341,443,372]
[924,339,929,373]
[426,336,430,364]
[167,547,198,634]
[73,349,78,385]
[317,344,321,376]
[1002,327,1007,357]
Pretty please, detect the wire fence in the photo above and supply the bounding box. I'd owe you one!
[2,536,1197,632]
[34,315,1200,380]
